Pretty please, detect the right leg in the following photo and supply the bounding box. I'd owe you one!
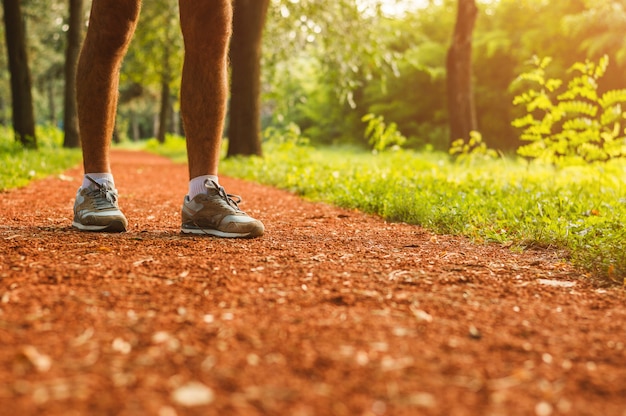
[76,0,141,174]
[178,0,264,238]
[73,0,141,232]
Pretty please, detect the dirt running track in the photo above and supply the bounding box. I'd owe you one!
[1,150,625,416]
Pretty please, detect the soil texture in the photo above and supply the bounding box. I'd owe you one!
[1,150,625,416]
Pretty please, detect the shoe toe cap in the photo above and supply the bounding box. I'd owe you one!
[221,215,265,237]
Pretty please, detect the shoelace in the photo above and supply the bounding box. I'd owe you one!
[205,179,242,211]
[85,175,118,208]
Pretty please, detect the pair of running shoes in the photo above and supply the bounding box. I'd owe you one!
[72,176,264,238]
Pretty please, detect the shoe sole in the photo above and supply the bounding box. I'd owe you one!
[72,220,127,233]
[180,226,262,239]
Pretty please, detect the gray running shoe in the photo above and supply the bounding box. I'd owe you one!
[72,176,128,232]
[181,180,264,238]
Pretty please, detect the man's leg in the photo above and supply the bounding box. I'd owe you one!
[179,0,231,180]
[77,0,141,174]
[179,0,264,238]
[72,0,141,232]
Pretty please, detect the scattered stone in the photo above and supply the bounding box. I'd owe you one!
[171,382,215,407]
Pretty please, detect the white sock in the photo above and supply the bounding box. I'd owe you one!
[189,175,219,199]
[82,173,115,189]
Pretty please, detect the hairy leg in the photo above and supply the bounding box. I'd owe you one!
[179,0,233,179]
[76,0,141,174]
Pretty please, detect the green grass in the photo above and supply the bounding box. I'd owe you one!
[145,135,626,285]
[0,126,82,190]
[141,135,189,164]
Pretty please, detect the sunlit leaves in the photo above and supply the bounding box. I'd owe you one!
[362,113,407,152]
[123,0,182,89]
[562,1,626,65]
[449,131,498,164]
[264,0,402,106]
[599,89,626,109]
[511,55,626,165]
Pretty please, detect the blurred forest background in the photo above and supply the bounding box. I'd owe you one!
[1,0,625,154]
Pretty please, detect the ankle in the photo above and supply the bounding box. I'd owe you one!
[83,173,115,189]
[189,175,219,199]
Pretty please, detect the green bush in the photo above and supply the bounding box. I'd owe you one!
[511,55,626,166]
[0,125,82,190]
[449,131,499,165]
[362,113,407,153]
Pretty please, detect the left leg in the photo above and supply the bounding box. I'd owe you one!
[72,0,142,232]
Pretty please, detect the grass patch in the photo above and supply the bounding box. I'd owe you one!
[144,135,626,285]
[0,126,83,191]
[139,135,189,164]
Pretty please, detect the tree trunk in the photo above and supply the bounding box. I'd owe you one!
[130,111,140,141]
[446,0,478,145]
[0,95,6,125]
[156,35,172,144]
[2,0,36,148]
[48,77,57,126]
[157,78,171,144]
[63,0,84,148]
[172,110,180,136]
[227,0,270,157]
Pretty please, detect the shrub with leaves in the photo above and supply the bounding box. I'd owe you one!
[511,55,626,165]
[362,113,406,153]
[262,122,310,151]
[449,131,499,164]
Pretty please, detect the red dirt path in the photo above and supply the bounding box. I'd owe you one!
[1,150,625,416]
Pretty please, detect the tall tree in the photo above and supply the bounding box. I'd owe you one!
[446,0,478,145]
[2,0,36,147]
[155,5,177,144]
[227,0,270,157]
[156,42,172,144]
[63,0,84,148]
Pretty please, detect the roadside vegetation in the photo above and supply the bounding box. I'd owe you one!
[143,131,626,286]
[140,53,626,285]
[0,126,81,190]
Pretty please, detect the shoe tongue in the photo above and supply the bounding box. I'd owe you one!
[85,181,114,193]
[205,188,221,199]
[204,186,221,196]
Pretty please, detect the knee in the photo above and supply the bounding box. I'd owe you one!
[87,1,141,58]
[180,1,232,56]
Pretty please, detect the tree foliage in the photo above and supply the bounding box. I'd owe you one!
[120,0,183,142]
[362,113,406,153]
[262,0,404,145]
[511,55,626,165]
[1,0,626,156]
